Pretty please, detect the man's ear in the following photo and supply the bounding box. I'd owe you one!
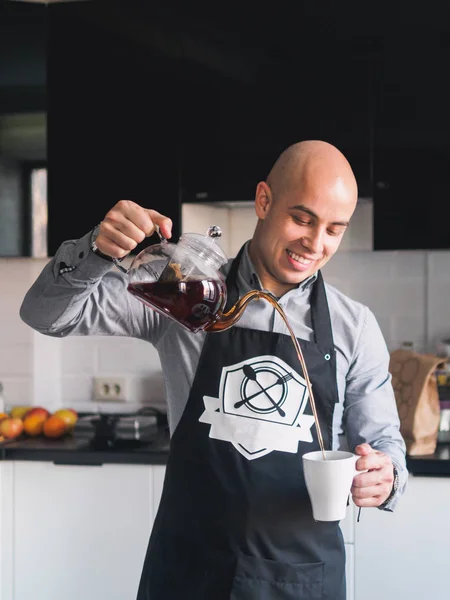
[254,181,272,219]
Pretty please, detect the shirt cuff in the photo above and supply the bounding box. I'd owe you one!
[54,231,117,280]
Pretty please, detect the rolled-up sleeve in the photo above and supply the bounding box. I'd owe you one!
[343,307,408,511]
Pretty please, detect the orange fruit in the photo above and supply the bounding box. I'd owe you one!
[43,415,68,439]
[0,412,9,422]
[23,412,48,437]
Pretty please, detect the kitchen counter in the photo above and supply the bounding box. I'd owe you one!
[406,443,450,476]
[0,430,170,466]
[2,433,449,472]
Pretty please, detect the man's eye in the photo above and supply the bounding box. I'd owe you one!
[293,216,311,225]
[327,228,343,237]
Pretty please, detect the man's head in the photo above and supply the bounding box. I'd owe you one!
[248,140,358,297]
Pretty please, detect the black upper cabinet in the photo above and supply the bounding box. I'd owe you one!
[373,147,450,250]
[180,37,373,204]
[372,38,450,250]
[47,6,181,256]
[46,3,450,251]
[0,3,47,115]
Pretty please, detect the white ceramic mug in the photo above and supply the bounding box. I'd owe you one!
[302,450,358,522]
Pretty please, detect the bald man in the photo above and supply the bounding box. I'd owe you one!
[21,140,407,600]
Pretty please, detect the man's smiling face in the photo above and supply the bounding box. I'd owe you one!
[249,159,357,297]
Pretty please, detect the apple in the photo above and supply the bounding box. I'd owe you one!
[10,406,32,420]
[53,409,78,432]
[26,407,50,420]
[0,417,24,439]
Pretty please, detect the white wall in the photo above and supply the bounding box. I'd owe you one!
[0,202,449,411]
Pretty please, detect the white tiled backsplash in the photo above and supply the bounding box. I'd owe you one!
[0,203,449,410]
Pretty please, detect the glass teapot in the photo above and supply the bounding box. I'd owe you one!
[117,225,245,333]
[117,225,276,333]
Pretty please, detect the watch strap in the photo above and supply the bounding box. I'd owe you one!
[90,224,128,272]
[380,463,400,507]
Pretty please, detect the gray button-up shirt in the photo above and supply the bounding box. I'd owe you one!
[20,231,408,510]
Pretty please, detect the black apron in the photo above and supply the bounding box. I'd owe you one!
[137,247,345,600]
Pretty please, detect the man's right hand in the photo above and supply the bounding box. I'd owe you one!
[94,200,173,259]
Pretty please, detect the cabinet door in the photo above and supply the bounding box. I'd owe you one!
[354,475,450,600]
[345,543,354,600]
[152,465,166,520]
[11,461,153,600]
[1,462,14,600]
[340,505,355,600]
[180,31,372,205]
[373,147,450,250]
[372,39,450,250]
[47,7,181,256]
[339,503,355,544]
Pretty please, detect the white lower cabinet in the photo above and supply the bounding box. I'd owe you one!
[345,544,354,600]
[1,461,157,600]
[4,464,447,600]
[152,464,166,521]
[354,475,450,600]
[340,504,355,600]
[1,463,14,600]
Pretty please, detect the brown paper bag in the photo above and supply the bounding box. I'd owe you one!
[389,349,444,456]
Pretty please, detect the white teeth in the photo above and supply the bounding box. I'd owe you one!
[287,250,312,265]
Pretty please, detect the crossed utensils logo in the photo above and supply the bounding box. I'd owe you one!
[199,355,315,460]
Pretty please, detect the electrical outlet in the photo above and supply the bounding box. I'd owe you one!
[93,376,128,402]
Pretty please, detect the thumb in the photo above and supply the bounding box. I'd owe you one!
[354,443,374,456]
[146,209,173,240]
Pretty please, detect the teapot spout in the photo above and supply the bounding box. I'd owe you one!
[205,290,276,333]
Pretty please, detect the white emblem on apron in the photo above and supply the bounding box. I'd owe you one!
[199,355,316,460]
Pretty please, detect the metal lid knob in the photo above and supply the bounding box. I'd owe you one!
[207,225,222,239]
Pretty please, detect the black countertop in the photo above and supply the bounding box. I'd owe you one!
[1,433,449,473]
[406,443,450,476]
[0,430,170,466]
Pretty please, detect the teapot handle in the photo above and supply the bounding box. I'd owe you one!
[155,224,167,244]
[112,224,167,274]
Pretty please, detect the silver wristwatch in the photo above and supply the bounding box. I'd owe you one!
[381,464,400,507]
[90,224,114,262]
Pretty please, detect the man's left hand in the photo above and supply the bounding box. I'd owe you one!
[351,443,394,507]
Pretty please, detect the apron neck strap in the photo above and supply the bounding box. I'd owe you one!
[224,243,246,311]
[310,271,334,350]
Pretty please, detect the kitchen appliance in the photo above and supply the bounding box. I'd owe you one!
[74,407,168,450]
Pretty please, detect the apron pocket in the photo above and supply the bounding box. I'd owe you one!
[230,552,324,600]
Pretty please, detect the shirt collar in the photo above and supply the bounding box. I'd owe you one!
[238,241,318,294]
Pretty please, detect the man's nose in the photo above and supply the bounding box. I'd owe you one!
[301,226,324,255]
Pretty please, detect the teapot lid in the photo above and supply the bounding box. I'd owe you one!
[179,226,228,269]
